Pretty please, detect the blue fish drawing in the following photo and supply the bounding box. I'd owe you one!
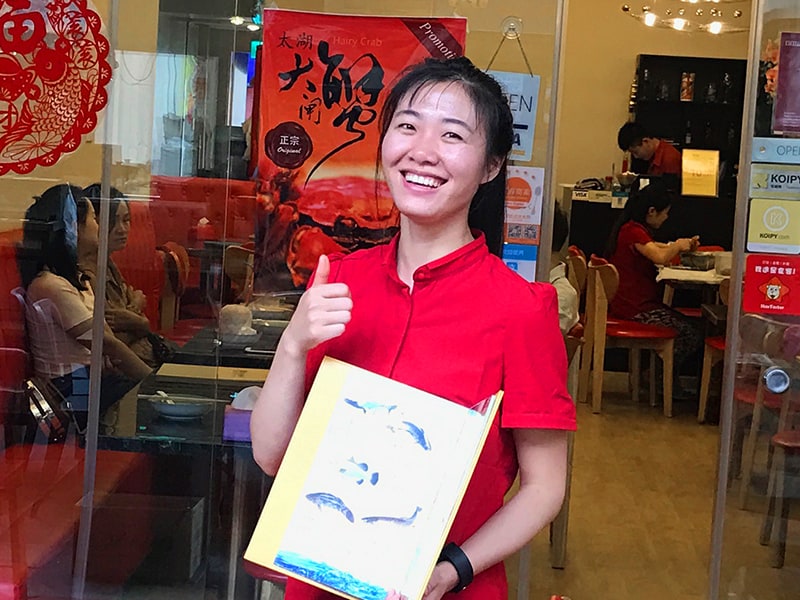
[362,506,422,526]
[305,492,355,523]
[389,420,431,451]
[339,458,380,486]
[344,398,398,414]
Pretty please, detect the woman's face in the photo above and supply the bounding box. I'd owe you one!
[380,82,501,229]
[109,200,131,252]
[78,201,99,250]
[646,205,671,230]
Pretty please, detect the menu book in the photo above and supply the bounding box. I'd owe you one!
[244,357,502,600]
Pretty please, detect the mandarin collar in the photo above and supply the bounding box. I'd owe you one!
[382,231,489,285]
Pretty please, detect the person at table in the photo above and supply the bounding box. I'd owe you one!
[81,183,173,368]
[549,202,579,336]
[250,57,575,600]
[18,184,153,433]
[605,176,703,387]
[617,121,682,178]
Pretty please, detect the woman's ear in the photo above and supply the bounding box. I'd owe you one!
[646,206,657,217]
[482,157,504,184]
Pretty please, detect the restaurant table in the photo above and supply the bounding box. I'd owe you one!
[658,267,729,307]
[98,366,271,600]
[171,323,283,370]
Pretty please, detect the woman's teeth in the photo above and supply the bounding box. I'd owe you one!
[405,173,441,188]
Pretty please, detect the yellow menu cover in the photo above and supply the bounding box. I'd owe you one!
[244,357,502,600]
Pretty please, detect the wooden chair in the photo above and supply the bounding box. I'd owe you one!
[735,313,800,509]
[759,378,800,567]
[579,260,678,416]
[566,252,587,301]
[243,558,287,600]
[517,326,583,590]
[698,278,731,423]
[223,245,256,304]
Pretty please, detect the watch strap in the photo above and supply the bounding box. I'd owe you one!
[438,542,473,593]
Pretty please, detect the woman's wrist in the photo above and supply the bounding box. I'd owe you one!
[430,561,459,594]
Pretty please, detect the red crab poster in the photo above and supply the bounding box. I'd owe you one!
[0,0,110,175]
[254,9,466,290]
[743,253,800,316]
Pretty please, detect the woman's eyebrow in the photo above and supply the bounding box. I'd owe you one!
[395,109,474,132]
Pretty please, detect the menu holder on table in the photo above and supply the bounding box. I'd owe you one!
[244,357,502,600]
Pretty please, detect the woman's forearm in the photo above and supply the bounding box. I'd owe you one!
[250,334,308,476]
[460,429,568,578]
[102,331,153,381]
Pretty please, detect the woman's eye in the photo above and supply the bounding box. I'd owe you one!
[397,122,414,131]
[444,131,463,140]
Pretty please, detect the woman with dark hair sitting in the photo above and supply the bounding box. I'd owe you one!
[81,183,171,368]
[606,176,703,389]
[18,184,153,432]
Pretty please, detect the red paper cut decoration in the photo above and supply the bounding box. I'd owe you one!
[0,0,111,175]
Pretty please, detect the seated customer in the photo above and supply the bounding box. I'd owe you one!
[81,184,172,368]
[549,203,579,336]
[18,184,153,431]
[605,176,702,389]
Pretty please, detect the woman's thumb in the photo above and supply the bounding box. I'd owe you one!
[311,254,330,287]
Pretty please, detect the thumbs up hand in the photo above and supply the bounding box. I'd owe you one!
[282,254,352,357]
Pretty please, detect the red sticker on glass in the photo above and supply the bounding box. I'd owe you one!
[0,0,110,175]
[743,254,800,316]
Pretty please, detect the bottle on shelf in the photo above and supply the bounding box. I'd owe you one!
[721,72,733,104]
[640,68,651,101]
[628,78,638,113]
[704,121,714,146]
[680,72,695,102]
[684,120,692,147]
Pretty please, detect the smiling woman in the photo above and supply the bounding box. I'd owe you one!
[251,56,575,600]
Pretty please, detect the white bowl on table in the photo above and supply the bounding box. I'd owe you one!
[148,394,215,421]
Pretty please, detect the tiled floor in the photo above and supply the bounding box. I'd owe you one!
[506,392,799,600]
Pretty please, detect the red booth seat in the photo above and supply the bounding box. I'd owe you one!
[0,229,160,599]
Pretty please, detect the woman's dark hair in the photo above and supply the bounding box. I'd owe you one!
[83,183,127,232]
[376,56,514,256]
[605,176,675,257]
[19,184,90,290]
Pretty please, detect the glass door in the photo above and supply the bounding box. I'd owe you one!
[713,1,800,598]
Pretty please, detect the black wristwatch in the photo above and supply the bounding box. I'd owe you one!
[437,542,473,593]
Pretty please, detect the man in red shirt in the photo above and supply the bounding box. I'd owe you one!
[617,122,682,177]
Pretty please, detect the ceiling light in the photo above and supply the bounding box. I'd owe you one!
[644,12,657,26]
[672,17,687,30]
[708,20,722,34]
[229,15,245,26]
[247,23,260,31]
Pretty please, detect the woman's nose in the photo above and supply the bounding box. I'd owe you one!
[408,142,439,165]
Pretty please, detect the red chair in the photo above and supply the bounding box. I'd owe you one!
[567,244,586,261]
[697,336,725,423]
[760,429,800,568]
[242,558,287,600]
[579,260,678,416]
[697,279,731,423]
